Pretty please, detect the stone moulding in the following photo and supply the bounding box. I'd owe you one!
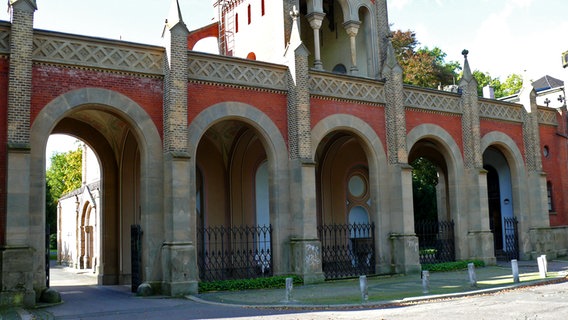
[31,30,165,76]
[309,70,386,104]
[188,51,288,92]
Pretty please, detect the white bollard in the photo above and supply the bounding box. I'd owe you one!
[511,259,520,283]
[359,275,368,302]
[285,277,293,302]
[537,256,547,279]
[468,262,477,287]
[540,254,548,274]
[422,270,430,294]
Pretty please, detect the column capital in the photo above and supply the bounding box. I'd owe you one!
[306,11,326,30]
[343,20,361,37]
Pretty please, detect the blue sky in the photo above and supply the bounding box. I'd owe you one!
[1,0,566,81]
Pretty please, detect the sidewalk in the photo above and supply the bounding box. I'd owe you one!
[190,259,568,308]
[3,259,568,319]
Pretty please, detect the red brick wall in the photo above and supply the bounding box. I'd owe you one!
[540,124,568,226]
[30,64,164,136]
[480,119,526,156]
[188,82,289,143]
[406,110,464,154]
[0,57,8,245]
[310,98,387,144]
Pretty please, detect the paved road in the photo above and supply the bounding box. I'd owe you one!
[44,264,568,320]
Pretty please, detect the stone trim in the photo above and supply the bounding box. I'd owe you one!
[32,30,165,76]
[309,70,386,104]
[404,86,461,115]
[188,51,288,91]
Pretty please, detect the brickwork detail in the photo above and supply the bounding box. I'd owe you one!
[374,0,390,78]
[32,32,164,76]
[537,107,558,126]
[164,26,189,153]
[404,88,461,114]
[7,4,35,145]
[460,80,482,169]
[384,43,407,165]
[522,96,543,173]
[309,71,386,104]
[479,100,523,122]
[188,52,287,91]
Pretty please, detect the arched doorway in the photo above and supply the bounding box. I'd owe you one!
[315,131,375,279]
[196,120,272,281]
[409,139,456,264]
[483,147,518,261]
[30,88,163,293]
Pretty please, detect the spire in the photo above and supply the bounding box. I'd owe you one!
[461,49,473,82]
[384,34,402,74]
[162,0,188,37]
[287,5,302,52]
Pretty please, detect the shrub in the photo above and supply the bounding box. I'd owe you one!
[198,275,303,293]
[421,260,485,272]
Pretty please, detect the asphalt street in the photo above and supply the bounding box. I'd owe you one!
[42,263,568,320]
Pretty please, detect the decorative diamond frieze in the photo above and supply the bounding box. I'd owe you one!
[479,101,524,122]
[309,72,386,103]
[188,52,288,91]
[404,89,461,114]
[32,32,164,75]
[537,108,558,126]
[0,29,9,53]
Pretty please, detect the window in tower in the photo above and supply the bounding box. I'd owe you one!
[261,0,265,16]
[248,4,252,24]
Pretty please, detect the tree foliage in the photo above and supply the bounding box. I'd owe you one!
[471,71,523,98]
[411,157,438,221]
[391,30,461,88]
[391,29,523,98]
[46,148,83,207]
[45,147,83,235]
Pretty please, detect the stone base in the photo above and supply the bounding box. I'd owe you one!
[290,238,325,284]
[0,246,36,307]
[467,231,496,265]
[161,242,198,296]
[529,228,556,260]
[389,234,420,274]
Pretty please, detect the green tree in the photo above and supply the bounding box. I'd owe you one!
[411,157,438,221]
[46,148,83,198]
[469,71,523,98]
[391,30,461,89]
[46,147,83,237]
[499,73,523,97]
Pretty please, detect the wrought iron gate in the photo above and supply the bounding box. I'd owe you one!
[415,220,455,264]
[317,223,375,280]
[197,225,272,281]
[502,217,519,261]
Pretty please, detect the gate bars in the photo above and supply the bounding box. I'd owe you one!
[317,223,376,280]
[197,225,272,282]
[414,220,456,264]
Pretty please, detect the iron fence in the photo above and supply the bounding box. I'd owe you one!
[317,223,375,280]
[502,217,519,261]
[197,224,272,282]
[415,220,455,264]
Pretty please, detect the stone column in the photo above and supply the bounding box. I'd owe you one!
[460,50,495,264]
[383,39,420,273]
[521,86,552,259]
[306,12,325,70]
[343,21,361,75]
[160,2,198,296]
[285,8,324,284]
[374,0,390,79]
[1,0,37,307]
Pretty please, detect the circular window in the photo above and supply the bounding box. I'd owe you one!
[543,146,550,158]
[348,175,366,198]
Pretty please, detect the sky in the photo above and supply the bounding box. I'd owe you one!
[1,0,566,163]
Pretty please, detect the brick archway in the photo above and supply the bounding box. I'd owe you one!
[29,88,163,291]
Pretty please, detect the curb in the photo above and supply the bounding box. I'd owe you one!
[186,276,568,310]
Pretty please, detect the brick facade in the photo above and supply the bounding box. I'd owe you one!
[0,56,8,244]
